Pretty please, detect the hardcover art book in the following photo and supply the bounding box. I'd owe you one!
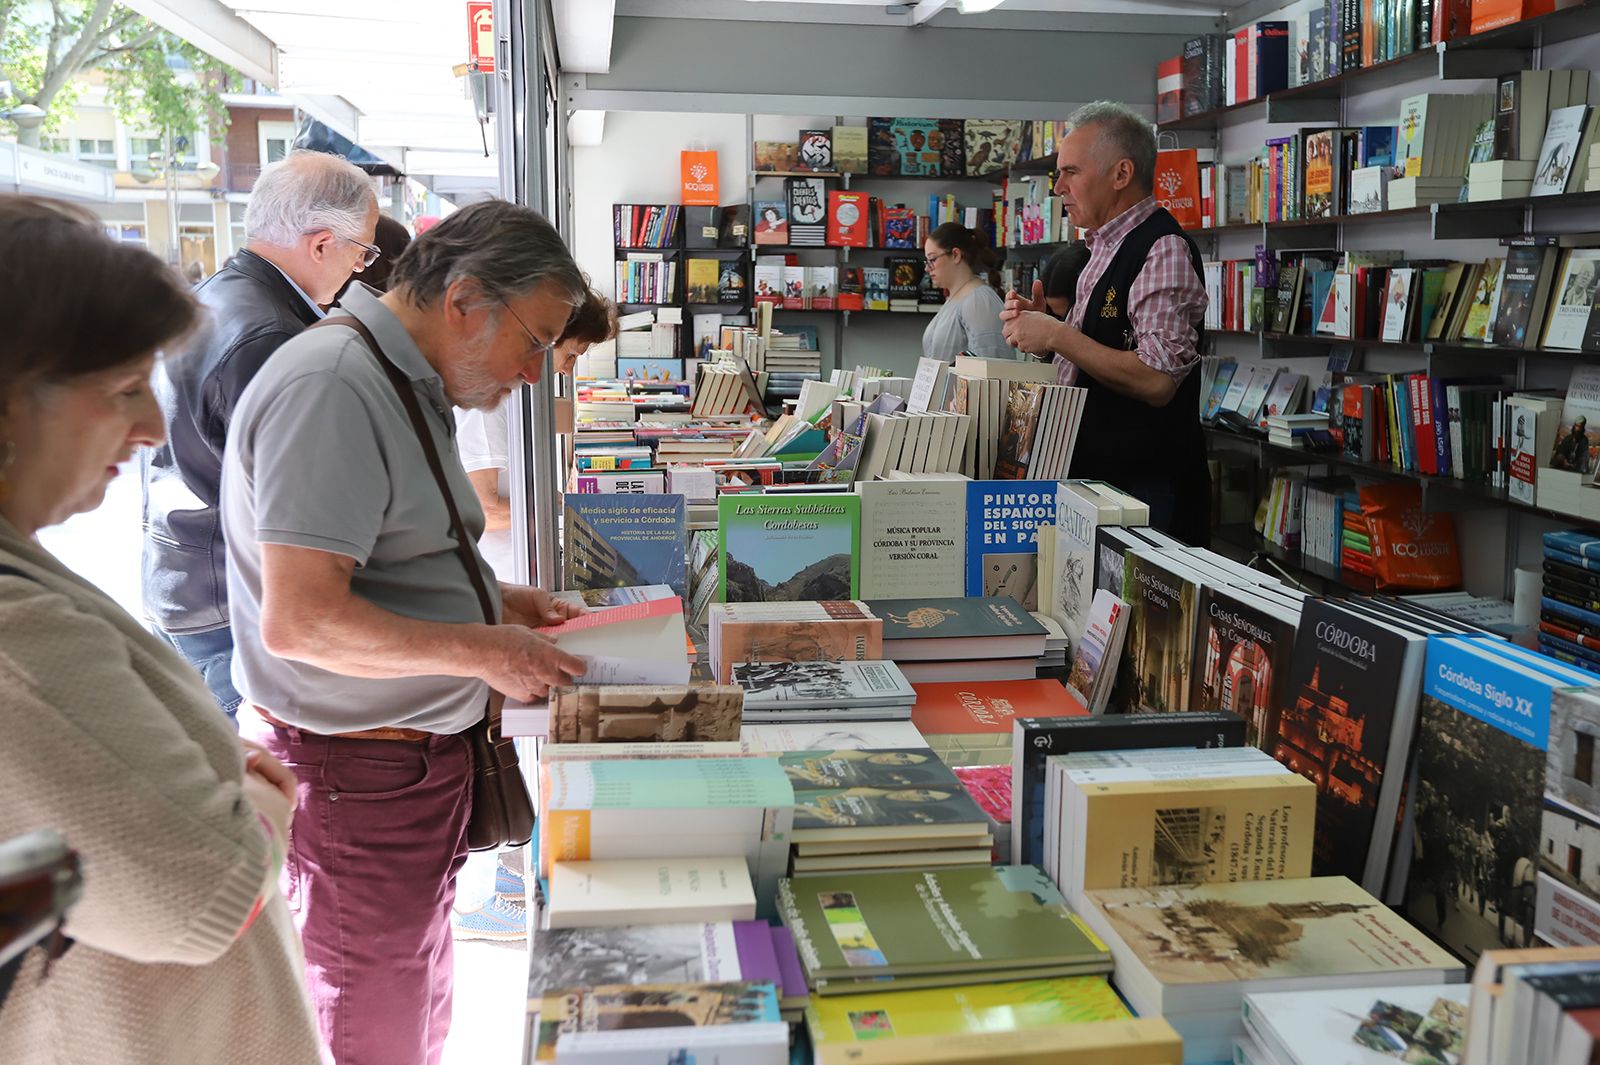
[963,120,1020,176]
[1274,598,1428,893]
[717,493,861,603]
[965,480,1055,610]
[1120,549,1202,714]
[881,117,942,176]
[1187,584,1299,747]
[563,493,688,598]
[1405,636,1600,960]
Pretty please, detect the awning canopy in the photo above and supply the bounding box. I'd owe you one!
[123,0,495,194]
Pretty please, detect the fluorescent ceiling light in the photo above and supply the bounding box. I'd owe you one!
[956,0,1006,11]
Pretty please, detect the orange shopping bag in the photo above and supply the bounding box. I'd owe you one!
[680,150,719,206]
[1154,148,1202,230]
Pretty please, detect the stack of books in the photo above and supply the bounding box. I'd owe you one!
[1042,746,1315,910]
[1077,876,1464,1063]
[1463,946,1600,1065]
[777,864,1113,996]
[779,747,996,873]
[537,757,796,917]
[864,595,1049,684]
[1539,530,1600,676]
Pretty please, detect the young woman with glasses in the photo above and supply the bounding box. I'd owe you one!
[920,221,1014,361]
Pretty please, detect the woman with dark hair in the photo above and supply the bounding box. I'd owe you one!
[921,221,1015,360]
[0,197,323,1064]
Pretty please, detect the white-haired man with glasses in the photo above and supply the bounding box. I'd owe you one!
[142,148,380,721]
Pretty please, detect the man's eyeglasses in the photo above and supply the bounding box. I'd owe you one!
[924,250,948,268]
[499,298,557,361]
[346,236,381,270]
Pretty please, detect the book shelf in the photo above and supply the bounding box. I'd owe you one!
[1178,5,1600,606]
[614,203,755,362]
[1162,1,1600,132]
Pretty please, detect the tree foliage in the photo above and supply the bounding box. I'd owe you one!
[0,0,236,147]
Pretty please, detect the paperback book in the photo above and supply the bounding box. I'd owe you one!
[717,493,861,603]
[779,747,991,840]
[966,480,1055,610]
[856,480,967,599]
[564,493,688,597]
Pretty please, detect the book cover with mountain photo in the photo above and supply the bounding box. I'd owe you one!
[718,494,860,603]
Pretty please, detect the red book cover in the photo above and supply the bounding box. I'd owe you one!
[1416,375,1438,475]
[1234,30,1248,103]
[826,191,870,247]
[952,764,1012,826]
[909,679,1084,738]
[1156,55,1184,124]
[1471,0,1553,35]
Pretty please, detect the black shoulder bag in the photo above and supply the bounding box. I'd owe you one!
[307,317,535,852]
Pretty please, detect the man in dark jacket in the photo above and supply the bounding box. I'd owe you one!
[142,149,379,721]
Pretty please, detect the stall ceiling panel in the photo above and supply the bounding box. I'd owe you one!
[585,15,1194,109]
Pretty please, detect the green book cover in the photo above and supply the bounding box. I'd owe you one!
[779,749,989,837]
[777,864,1112,979]
[860,595,1045,643]
[718,494,861,602]
[805,975,1127,1045]
[546,757,796,809]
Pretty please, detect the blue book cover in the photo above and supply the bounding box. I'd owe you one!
[562,493,687,598]
[965,480,1055,611]
[1545,597,1600,632]
[1546,530,1600,562]
[1361,125,1397,168]
[1539,635,1600,674]
[1407,636,1597,960]
[1548,546,1600,571]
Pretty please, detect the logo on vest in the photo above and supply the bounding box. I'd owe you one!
[1100,286,1119,319]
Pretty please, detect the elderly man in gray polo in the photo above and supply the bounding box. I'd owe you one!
[221,200,588,1065]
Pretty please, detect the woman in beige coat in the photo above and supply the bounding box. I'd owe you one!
[0,197,325,1064]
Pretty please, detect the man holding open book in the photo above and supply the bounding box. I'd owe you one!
[1001,101,1211,546]
[221,202,589,1065]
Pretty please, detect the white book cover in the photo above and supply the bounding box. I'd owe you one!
[1380,268,1414,342]
[856,479,966,597]
[1533,104,1591,196]
[907,356,948,413]
[1542,249,1600,351]
[551,599,691,685]
[546,857,756,928]
[1051,483,1114,657]
[740,720,927,752]
[1221,364,1257,413]
[1238,367,1280,422]
[1241,983,1467,1065]
[733,660,916,710]
[1257,372,1307,428]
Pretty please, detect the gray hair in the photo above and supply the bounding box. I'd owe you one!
[388,200,586,311]
[1067,101,1157,192]
[244,149,377,247]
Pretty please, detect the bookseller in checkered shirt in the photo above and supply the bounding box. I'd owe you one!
[1001,100,1212,547]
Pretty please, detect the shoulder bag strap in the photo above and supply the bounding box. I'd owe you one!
[306,316,497,627]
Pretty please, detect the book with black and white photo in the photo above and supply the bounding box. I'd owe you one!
[733,660,916,720]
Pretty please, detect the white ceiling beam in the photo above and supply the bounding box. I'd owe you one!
[287,92,361,142]
[553,0,616,74]
[120,0,279,86]
[911,0,953,24]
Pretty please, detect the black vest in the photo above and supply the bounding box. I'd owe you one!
[1068,207,1211,546]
